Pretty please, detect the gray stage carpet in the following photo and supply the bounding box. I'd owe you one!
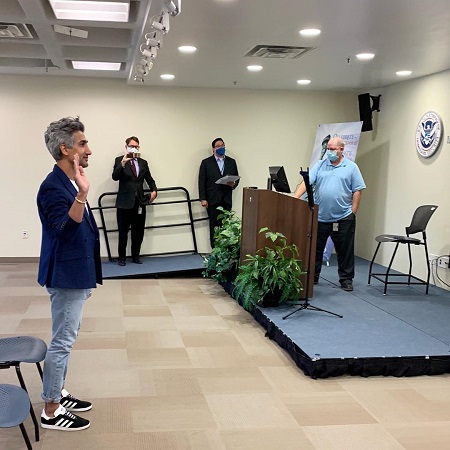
[102,253,206,279]
[252,256,450,378]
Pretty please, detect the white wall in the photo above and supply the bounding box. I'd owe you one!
[0,75,357,258]
[2,72,448,287]
[357,70,450,288]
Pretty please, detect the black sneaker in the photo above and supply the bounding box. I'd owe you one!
[60,389,92,412]
[41,405,90,431]
[341,280,353,292]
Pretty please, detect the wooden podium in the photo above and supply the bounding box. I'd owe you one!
[240,188,318,299]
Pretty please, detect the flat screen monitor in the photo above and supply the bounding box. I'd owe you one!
[269,166,291,193]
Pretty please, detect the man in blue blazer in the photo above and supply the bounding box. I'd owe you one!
[199,137,239,247]
[112,136,157,266]
[37,117,102,431]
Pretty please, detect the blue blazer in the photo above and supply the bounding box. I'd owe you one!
[37,165,102,289]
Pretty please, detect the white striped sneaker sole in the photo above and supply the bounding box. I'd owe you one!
[41,420,90,431]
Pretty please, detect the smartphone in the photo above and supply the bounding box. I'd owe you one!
[127,152,140,158]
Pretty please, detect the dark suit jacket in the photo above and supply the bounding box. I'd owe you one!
[37,165,102,289]
[112,156,157,209]
[198,155,239,207]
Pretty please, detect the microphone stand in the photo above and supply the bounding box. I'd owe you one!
[283,167,342,320]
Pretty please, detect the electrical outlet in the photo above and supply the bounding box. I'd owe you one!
[438,256,449,269]
[429,254,438,262]
[22,230,28,239]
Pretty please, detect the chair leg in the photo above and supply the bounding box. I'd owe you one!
[36,362,44,380]
[368,242,381,285]
[424,242,431,295]
[15,365,40,442]
[384,243,400,295]
[407,243,413,284]
[19,423,33,450]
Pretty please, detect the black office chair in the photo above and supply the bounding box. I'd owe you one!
[368,205,438,295]
[0,336,47,442]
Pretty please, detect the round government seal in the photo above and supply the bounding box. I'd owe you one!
[415,111,443,158]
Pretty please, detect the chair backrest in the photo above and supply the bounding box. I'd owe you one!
[406,205,438,235]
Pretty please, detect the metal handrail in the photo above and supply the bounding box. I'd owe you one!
[91,186,207,261]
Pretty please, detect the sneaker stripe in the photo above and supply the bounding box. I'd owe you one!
[63,400,76,408]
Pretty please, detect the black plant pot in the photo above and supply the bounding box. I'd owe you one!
[261,289,282,307]
[224,267,238,283]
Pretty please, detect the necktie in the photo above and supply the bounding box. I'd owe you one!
[130,159,137,177]
[218,159,224,175]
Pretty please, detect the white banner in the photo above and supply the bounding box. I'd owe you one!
[309,121,363,166]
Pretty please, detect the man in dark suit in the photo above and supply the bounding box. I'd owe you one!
[37,116,102,431]
[199,137,239,247]
[112,136,157,266]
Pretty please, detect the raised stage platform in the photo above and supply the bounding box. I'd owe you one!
[244,256,450,378]
[102,253,205,279]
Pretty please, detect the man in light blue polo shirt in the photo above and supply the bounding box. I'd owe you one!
[294,137,366,292]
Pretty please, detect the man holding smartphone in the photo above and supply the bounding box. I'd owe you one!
[112,136,157,266]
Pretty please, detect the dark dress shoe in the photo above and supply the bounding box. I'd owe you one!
[132,257,143,264]
[118,259,126,266]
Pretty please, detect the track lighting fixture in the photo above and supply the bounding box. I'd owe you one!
[144,31,162,48]
[151,19,168,34]
[142,47,158,59]
[133,0,181,83]
[164,0,181,17]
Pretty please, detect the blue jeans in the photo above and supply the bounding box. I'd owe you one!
[42,288,91,403]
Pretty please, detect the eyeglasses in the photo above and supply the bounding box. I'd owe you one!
[214,143,225,148]
[128,144,140,149]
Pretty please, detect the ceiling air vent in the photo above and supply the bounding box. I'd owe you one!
[245,45,315,59]
[0,23,33,39]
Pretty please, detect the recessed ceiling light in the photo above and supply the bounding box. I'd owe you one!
[297,79,311,85]
[72,61,121,71]
[247,65,263,72]
[49,0,130,22]
[178,46,197,53]
[161,74,175,80]
[396,70,412,77]
[299,28,321,37]
[356,53,375,61]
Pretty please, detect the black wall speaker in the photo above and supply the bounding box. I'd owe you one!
[358,93,381,132]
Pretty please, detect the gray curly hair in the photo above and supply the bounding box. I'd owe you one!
[44,116,85,161]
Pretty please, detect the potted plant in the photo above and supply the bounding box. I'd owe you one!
[233,227,306,311]
[203,207,241,284]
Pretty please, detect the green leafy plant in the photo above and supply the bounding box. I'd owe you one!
[233,227,306,311]
[203,207,242,283]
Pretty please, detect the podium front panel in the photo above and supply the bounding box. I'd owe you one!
[240,188,317,298]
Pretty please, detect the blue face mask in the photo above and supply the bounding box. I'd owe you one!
[327,150,338,162]
[215,147,226,156]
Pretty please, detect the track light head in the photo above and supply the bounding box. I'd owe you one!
[151,19,168,34]
[164,0,181,16]
[142,47,158,59]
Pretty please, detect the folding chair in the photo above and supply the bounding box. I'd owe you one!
[0,336,47,441]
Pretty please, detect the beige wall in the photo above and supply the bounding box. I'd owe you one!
[2,71,448,287]
[1,75,357,258]
[357,70,450,287]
